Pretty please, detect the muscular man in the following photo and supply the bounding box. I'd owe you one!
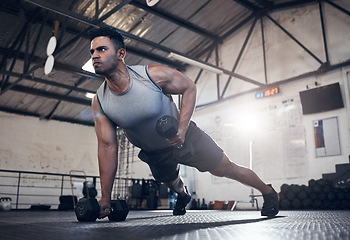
[89,27,279,218]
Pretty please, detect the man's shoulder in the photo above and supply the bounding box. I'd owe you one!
[127,64,151,80]
[127,64,147,72]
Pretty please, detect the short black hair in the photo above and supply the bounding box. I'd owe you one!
[88,26,125,50]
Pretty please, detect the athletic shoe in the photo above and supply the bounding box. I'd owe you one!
[261,184,279,217]
[173,188,191,216]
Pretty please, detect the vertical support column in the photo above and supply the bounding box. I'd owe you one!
[249,139,255,207]
[260,16,268,84]
[215,44,220,100]
[60,175,64,196]
[95,0,99,20]
[16,172,21,210]
[319,1,329,63]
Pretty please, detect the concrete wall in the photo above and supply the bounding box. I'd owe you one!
[0,113,99,175]
[0,112,152,178]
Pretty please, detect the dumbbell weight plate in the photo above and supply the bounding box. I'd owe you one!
[155,115,178,139]
[108,200,129,222]
[75,198,100,222]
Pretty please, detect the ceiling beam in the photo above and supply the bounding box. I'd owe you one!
[219,12,256,41]
[221,16,260,98]
[22,0,204,55]
[0,70,95,93]
[130,1,219,41]
[126,46,185,70]
[21,0,263,86]
[232,0,260,11]
[267,0,318,11]
[325,0,350,17]
[0,106,94,126]
[3,1,185,69]
[3,83,91,106]
[0,46,104,81]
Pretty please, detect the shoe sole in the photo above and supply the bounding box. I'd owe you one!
[261,209,279,217]
[173,195,191,216]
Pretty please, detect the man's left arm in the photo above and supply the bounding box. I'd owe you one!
[148,64,197,147]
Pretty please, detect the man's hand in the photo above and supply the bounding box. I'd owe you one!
[98,199,111,219]
[168,128,186,148]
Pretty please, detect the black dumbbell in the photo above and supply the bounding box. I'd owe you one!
[155,115,193,160]
[75,197,100,222]
[108,200,129,221]
[74,181,129,222]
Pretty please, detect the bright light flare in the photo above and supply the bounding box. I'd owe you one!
[82,58,95,74]
[85,92,95,99]
[235,112,260,134]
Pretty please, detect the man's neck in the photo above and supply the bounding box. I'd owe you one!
[106,64,130,94]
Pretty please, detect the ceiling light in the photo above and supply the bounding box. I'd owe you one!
[168,52,223,75]
[85,92,95,99]
[82,58,95,74]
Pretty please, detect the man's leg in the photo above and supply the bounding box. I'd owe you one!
[210,153,279,217]
[165,176,191,215]
[165,176,186,196]
[210,153,272,194]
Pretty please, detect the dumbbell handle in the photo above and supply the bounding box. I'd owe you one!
[156,115,193,160]
[100,205,113,214]
[156,115,178,139]
[156,115,185,148]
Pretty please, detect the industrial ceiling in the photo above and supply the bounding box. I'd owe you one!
[0,0,349,126]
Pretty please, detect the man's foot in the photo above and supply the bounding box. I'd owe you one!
[173,188,191,216]
[261,184,279,217]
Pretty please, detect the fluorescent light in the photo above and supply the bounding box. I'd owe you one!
[168,52,223,75]
[85,92,95,99]
[82,58,95,74]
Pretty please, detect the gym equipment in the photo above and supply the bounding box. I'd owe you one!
[301,198,312,209]
[200,198,208,210]
[159,182,169,199]
[190,199,198,210]
[75,197,100,222]
[297,190,308,200]
[146,180,158,210]
[131,180,142,198]
[308,179,316,187]
[156,115,179,138]
[280,199,291,209]
[30,204,51,210]
[155,115,194,160]
[280,184,290,193]
[279,177,350,210]
[82,181,98,198]
[108,200,129,221]
[291,198,301,209]
[285,190,295,201]
[58,195,77,211]
[74,181,129,222]
[0,197,12,211]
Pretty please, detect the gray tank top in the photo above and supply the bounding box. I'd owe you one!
[96,65,179,151]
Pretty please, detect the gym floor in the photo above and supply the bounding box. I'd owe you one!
[1,210,350,240]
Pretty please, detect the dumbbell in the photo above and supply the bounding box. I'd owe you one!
[0,197,12,211]
[155,115,194,160]
[74,181,129,222]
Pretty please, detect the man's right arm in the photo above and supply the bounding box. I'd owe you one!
[92,96,118,216]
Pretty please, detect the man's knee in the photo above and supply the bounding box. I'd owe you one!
[209,154,234,177]
[165,176,184,193]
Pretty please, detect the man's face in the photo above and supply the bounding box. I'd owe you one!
[90,36,119,75]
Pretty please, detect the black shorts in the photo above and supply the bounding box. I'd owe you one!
[138,121,223,182]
